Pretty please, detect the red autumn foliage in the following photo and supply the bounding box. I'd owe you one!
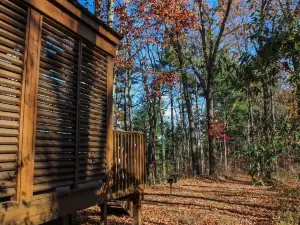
[208,120,230,141]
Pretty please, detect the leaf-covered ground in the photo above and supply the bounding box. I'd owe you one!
[77,175,299,225]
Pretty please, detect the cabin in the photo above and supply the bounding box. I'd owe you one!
[0,0,146,224]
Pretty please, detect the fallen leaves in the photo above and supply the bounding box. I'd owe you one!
[77,175,297,225]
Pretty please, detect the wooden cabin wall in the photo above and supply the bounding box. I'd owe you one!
[0,0,116,204]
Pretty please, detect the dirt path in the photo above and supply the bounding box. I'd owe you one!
[77,176,292,225]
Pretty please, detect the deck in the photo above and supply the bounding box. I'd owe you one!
[0,0,145,224]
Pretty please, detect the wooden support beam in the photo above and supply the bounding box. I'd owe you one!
[100,202,107,225]
[17,8,43,203]
[106,55,114,196]
[132,193,142,225]
[74,40,83,188]
[23,0,117,56]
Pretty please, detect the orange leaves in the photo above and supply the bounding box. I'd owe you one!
[136,0,197,41]
[114,56,134,68]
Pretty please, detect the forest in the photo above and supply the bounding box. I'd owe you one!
[77,0,300,182]
[73,0,300,224]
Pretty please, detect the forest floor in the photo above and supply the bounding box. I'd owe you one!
[77,175,299,225]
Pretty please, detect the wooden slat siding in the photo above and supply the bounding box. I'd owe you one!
[113,131,116,192]
[117,132,121,193]
[143,134,146,186]
[17,7,42,203]
[23,0,117,56]
[33,16,78,194]
[75,40,82,188]
[123,133,126,191]
[137,134,140,185]
[79,42,107,188]
[111,131,146,195]
[133,134,136,187]
[130,133,133,189]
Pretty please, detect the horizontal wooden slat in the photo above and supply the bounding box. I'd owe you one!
[0,36,24,53]
[82,45,107,62]
[0,68,21,81]
[79,164,106,171]
[37,102,76,114]
[37,109,76,121]
[0,187,15,197]
[42,18,77,44]
[0,94,20,105]
[40,68,76,85]
[39,82,76,98]
[0,60,23,74]
[77,180,103,189]
[41,48,77,66]
[0,19,24,38]
[39,87,76,103]
[0,0,27,18]
[36,125,76,133]
[80,129,106,137]
[39,74,77,91]
[40,54,77,72]
[79,176,106,183]
[0,128,18,137]
[35,147,75,153]
[0,120,18,129]
[80,136,105,142]
[0,27,24,44]
[0,162,16,171]
[0,154,17,162]
[33,180,74,192]
[0,77,22,88]
[34,168,74,177]
[81,65,106,81]
[40,61,76,78]
[0,137,18,144]
[0,145,18,153]
[0,44,23,59]
[37,117,75,127]
[34,174,74,185]
[0,85,21,96]
[35,153,75,161]
[41,42,77,62]
[38,95,76,110]
[79,152,104,159]
[0,11,26,30]
[35,132,76,140]
[0,180,16,188]
[79,170,105,177]
[35,140,76,147]
[34,161,74,169]
[79,158,105,165]
[0,171,15,180]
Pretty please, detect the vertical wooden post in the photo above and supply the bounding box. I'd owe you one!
[74,40,83,188]
[100,202,108,225]
[106,55,114,196]
[132,193,142,225]
[17,8,42,203]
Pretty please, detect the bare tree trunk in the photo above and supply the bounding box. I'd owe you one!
[175,41,199,176]
[95,0,102,16]
[127,71,133,131]
[107,0,114,27]
[170,86,176,173]
[206,78,216,177]
[124,76,128,131]
[159,93,166,181]
[195,85,203,175]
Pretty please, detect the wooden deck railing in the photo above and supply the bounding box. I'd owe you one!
[113,131,146,194]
